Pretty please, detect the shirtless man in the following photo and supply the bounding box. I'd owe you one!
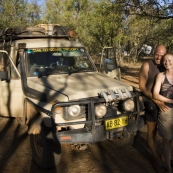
[139,45,168,169]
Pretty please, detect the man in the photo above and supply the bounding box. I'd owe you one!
[139,45,168,169]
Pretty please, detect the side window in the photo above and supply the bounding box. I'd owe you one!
[0,52,19,79]
[0,52,12,78]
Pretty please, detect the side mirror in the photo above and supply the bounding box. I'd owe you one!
[0,71,8,80]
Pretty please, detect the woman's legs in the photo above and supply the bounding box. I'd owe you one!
[163,138,172,173]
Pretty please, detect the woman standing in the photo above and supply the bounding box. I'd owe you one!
[153,53,173,173]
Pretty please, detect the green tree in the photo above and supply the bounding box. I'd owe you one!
[0,0,27,28]
[0,0,42,29]
[26,0,42,25]
[121,0,173,61]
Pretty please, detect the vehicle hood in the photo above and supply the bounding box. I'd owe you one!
[27,72,133,101]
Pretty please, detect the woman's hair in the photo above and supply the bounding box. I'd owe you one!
[163,53,173,60]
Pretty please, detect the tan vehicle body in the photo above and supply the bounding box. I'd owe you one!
[0,25,145,169]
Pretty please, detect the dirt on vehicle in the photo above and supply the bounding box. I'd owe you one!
[0,63,171,173]
[0,26,146,170]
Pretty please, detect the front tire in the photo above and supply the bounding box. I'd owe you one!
[30,123,61,169]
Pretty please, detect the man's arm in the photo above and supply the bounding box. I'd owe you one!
[139,62,153,100]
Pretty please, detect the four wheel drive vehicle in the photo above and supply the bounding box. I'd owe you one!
[0,24,145,169]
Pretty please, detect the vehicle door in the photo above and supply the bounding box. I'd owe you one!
[0,50,23,117]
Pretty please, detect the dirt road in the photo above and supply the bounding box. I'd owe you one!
[0,64,167,173]
[0,117,163,173]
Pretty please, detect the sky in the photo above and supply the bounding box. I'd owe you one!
[28,0,45,6]
[37,0,45,5]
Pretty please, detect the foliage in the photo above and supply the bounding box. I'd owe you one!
[1,0,173,61]
[125,0,173,19]
[26,0,42,25]
[0,0,27,28]
[0,0,42,29]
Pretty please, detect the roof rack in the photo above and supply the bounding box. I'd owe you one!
[0,24,77,42]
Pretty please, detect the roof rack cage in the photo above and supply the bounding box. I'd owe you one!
[38,24,68,36]
[13,26,46,36]
[0,24,73,42]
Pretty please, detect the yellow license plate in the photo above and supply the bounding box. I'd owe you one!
[105,116,128,130]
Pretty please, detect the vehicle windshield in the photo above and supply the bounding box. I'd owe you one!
[26,47,96,77]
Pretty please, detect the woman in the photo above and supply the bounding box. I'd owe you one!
[153,53,173,173]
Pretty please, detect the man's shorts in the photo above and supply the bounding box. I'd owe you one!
[144,101,159,122]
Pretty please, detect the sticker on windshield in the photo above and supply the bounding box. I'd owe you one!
[27,48,81,53]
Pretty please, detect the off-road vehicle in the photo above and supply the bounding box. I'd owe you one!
[0,24,145,169]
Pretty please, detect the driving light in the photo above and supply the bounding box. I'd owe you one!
[123,99,134,111]
[95,104,107,118]
[68,105,81,117]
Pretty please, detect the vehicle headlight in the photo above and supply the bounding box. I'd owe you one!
[68,105,81,117]
[123,99,134,112]
[95,104,107,118]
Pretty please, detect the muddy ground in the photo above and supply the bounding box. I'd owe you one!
[0,64,170,173]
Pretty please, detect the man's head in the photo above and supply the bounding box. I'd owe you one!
[154,45,167,65]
